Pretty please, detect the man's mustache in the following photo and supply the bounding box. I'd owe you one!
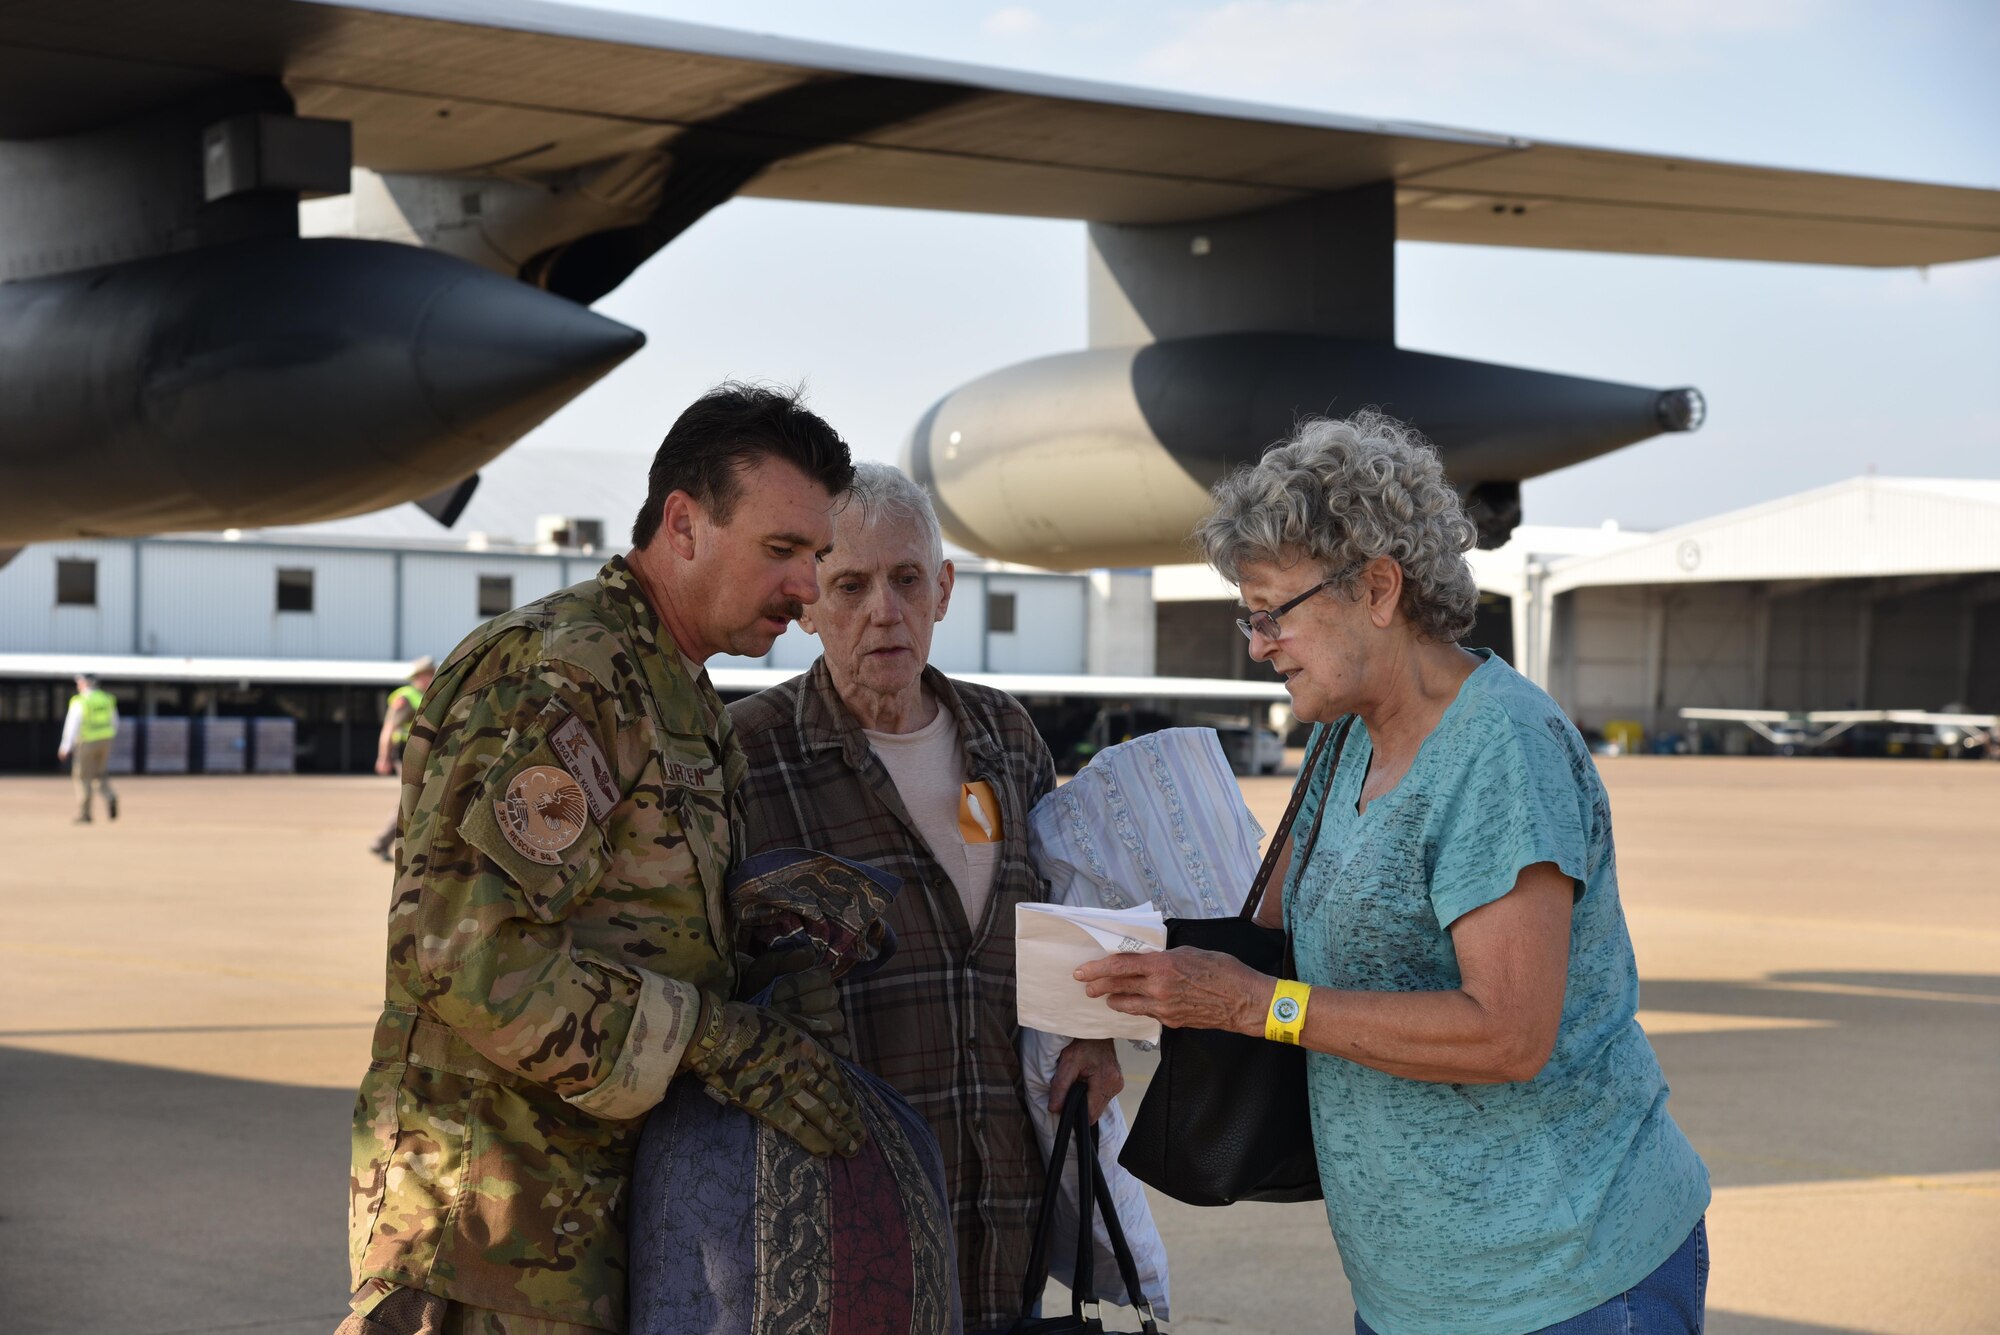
[762,599,805,623]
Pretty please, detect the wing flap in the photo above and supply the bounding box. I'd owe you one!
[1400,191,2000,267]
[822,92,1502,191]
[1413,143,2000,227]
[1397,143,2000,265]
[742,141,1302,225]
[293,83,674,175]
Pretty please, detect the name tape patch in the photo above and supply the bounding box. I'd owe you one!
[549,713,619,823]
[665,760,712,789]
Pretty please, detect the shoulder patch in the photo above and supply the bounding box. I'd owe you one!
[495,765,590,865]
[549,713,620,823]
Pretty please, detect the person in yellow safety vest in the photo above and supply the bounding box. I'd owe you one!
[59,673,120,824]
[369,657,436,861]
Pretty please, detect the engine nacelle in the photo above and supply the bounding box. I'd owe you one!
[907,334,1702,569]
[0,238,642,542]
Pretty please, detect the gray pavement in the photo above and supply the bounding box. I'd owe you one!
[2,1049,354,1333]
[2,760,1996,1333]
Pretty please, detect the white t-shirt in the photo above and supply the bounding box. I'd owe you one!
[865,705,1002,931]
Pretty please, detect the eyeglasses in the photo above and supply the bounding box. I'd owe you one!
[1235,569,1355,641]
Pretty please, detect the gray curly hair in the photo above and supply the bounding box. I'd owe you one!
[1195,410,1480,643]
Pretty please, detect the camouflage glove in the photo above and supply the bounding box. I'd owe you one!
[764,965,850,1059]
[737,947,850,1059]
[736,944,818,1000]
[683,994,866,1158]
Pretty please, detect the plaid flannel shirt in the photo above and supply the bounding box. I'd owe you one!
[728,659,1054,1331]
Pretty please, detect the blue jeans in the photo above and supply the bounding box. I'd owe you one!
[1356,1218,1708,1335]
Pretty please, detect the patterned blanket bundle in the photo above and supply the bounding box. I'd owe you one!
[630,849,962,1335]
[1020,725,1270,1316]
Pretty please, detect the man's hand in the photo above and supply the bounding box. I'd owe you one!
[737,947,850,1059]
[683,995,866,1157]
[737,944,818,1000]
[763,964,850,1059]
[1049,1037,1124,1123]
[374,755,395,776]
[57,749,69,764]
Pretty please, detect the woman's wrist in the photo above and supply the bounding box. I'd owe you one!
[1264,979,1312,1044]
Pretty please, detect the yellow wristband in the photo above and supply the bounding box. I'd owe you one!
[1265,979,1311,1045]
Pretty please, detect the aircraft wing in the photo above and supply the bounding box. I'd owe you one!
[4,0,1997,268]
[1682,708,2000,725]
[1678,708,1799,723]
[1804,710,2000,727]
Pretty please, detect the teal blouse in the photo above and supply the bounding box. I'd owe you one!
[1286,651,1709,1335]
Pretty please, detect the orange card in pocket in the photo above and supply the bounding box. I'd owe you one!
[958,780,1002,844]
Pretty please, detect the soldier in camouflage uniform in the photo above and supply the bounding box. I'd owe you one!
[339,385,858,1335]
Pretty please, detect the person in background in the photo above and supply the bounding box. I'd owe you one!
[59,672,119,824]
[368,656,434,860]
[1079,411,1711,1335]
[729,462,1123,1334]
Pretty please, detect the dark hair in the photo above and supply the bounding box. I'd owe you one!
[632,382,855,547]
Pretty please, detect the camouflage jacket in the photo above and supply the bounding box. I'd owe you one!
[348,556,744,1332]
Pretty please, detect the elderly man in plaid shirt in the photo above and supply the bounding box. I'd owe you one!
[729,462,1122,1332]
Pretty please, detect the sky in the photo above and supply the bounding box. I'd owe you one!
[491,0,1999,536]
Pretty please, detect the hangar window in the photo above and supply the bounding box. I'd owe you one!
[276,568,315,613]
[55,559,97,607]
[478,575,514,617]
[987,591,1017,634]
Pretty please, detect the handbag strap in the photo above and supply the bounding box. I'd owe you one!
[1069,1096,1098,1322]
[1087,1128,1162,1332]
[1012,1086,1078,1323]
[1008,1082,1162,1333]
[1290,716,1353,884]
[1238,716,1357,919]
[1279,716,1353,977]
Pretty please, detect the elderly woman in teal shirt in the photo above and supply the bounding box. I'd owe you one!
[1078,411,1711,1335]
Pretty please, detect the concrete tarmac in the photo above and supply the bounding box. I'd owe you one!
[3,757,1996,1334]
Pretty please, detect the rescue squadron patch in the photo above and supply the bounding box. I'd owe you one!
[495,765,589,865]
[549,713,619,823]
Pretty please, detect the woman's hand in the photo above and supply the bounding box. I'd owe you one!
[1075,947,1274,1037]
[1049,1037,1124,1122]
[1074,865,1576,1082]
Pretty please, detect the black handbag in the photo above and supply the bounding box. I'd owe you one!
[1119,716,1355,1207]
[1007,1080,1161,1334]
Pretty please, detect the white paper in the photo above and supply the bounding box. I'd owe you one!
[1015,901,1167,1041]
